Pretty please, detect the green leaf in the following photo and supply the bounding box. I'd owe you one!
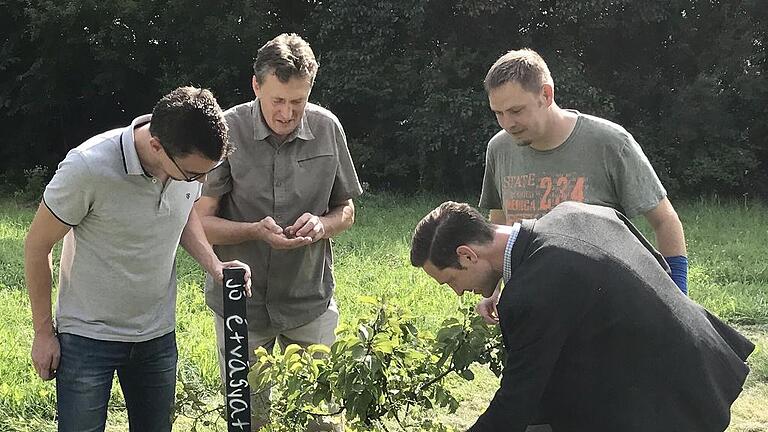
[459,369,475,380]
[358,295,378,305]
[372,340,395,354]
[283,344,302,360]
[372,333,397,354]
[254,346,270,358]
[307,344,331,356]
[358,324,371,342]
[436,325,464,344]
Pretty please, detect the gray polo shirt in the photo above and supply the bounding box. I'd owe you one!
[44,114,201,342]
[203,100,362,331]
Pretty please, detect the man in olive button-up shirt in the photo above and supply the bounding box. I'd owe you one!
[195,33,362,431]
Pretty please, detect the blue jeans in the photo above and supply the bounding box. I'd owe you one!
[56,331,177,432]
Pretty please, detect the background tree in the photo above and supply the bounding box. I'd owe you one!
[1,0,765,198]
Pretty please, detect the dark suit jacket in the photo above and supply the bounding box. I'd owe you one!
[469,202,754,432]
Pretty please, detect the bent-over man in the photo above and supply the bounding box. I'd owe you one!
[411,201,753,432]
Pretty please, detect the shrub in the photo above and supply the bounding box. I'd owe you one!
[247,297,504,431]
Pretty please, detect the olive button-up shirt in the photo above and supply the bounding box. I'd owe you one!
[203,99,363,331]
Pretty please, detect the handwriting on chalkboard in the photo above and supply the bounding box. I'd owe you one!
[223,269,251,431]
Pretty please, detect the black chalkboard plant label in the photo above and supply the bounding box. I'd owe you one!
[223,267,251,431]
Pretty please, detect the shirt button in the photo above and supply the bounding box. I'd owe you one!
[152,178,157,184]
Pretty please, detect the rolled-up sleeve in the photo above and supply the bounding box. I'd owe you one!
[202,158,232,198]
[329,119,363,205]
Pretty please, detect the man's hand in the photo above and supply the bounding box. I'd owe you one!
[476,284,501,324]
[255,216,312,249]
[210,260,253,297]
[31,330,59,381]
[475,297,499,324]
[25,202,69,382]
[284,213,325,243]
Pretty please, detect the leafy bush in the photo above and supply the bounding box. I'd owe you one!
[248,297,504,431]
[13,165,49,205]
[1,0,765,197]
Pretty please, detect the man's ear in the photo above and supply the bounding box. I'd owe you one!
[541,83,554,107]
[148,136,164,153]
[456,245,478,264]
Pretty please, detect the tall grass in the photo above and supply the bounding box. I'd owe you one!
[0,194,766,431]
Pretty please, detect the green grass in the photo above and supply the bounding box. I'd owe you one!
[632,198,768,325]
[1,194,767,431]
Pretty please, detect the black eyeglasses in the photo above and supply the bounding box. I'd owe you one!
[167,152,224,182]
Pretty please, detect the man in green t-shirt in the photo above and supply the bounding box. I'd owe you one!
[477,48,688,324]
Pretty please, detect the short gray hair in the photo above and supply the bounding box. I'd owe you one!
[253,33,318,85]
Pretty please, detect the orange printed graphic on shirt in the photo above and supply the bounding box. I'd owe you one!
[502,173,586,223]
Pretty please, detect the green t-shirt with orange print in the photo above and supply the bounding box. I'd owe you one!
[479,111,666,223]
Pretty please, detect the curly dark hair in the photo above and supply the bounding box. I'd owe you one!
[149,86,232,160]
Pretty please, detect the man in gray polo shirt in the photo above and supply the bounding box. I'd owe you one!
[195,33,362,430]
[25,87,250,432]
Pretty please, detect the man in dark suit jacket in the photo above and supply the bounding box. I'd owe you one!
[410,201,754,432]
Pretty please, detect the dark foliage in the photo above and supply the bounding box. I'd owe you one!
[1,0,765,197]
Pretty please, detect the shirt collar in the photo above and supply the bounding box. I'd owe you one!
[502,222,522,283]
[252,98,315,143]
[120,114,152,176]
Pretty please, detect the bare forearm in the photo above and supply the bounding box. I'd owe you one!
[24,203,71,337]
[24,249,55,335]
[320,200,355,238]
[198,214,261,246]
[180,210,220,274]
[644,198,687,257]
[653,219,686,257]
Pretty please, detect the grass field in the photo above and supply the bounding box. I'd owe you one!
[1,193,767,431]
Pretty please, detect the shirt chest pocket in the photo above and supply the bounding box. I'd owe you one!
[297,151,334,167]
[294,150,337,194]
[296,150,336,175]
